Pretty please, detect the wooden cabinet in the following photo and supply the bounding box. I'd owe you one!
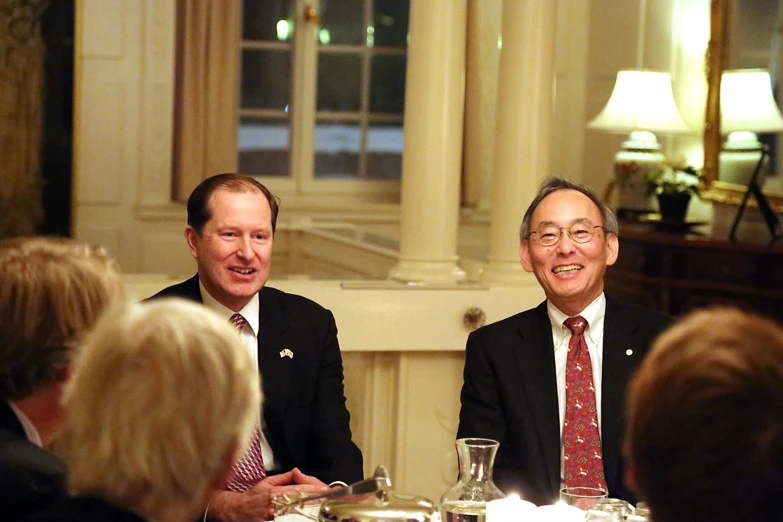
[605,225,783,321]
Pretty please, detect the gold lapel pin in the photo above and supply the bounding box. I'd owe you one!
[279,348,294,359]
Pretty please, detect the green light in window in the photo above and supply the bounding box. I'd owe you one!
[318,29,331,45]
[276,20,290,41]
[367,26,375,47]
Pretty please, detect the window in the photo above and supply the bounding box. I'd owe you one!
[239,0,409,196]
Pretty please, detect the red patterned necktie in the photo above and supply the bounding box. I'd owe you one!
[562,316,607,491]
[226,313,267,492]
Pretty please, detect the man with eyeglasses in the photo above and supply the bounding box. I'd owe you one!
[457,176,672,506]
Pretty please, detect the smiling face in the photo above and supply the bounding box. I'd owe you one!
[520,189,619,316]
[185,188,274,312]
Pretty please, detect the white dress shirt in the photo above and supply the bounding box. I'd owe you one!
[200,282,278,471]
[547,293,606,480]
[8,401,42,447]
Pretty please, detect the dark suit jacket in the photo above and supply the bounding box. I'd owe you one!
[0,401,68,521]
[148,275,363,484]
[456,296,673,505]
[29,495,146,522]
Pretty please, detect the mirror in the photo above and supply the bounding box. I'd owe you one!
[702,0,783,213]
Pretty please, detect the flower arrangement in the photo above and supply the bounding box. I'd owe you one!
[645,164,702,197]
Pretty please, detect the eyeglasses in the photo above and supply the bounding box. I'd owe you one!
[528,222,604,246]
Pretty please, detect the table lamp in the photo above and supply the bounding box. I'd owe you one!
[719,69,783,242]
[719,69,783,185]
[588,70,692,220]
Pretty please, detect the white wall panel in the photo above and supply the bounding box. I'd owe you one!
[76,81,125,203]
[81,0,126,58]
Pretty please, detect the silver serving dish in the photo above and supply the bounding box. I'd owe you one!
[273,466,438,522]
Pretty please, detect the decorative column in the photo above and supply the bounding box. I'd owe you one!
[462,0,502,210]
[389,0,468,283]
[481,0,558,284]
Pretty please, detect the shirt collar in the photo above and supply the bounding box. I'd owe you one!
[8,401,42,447]
[198,282,260,337]
[547,293,606,347]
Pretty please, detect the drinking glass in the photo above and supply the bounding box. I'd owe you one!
[559,487,607,510]
[584,509,623,522]
[594,498,632,517]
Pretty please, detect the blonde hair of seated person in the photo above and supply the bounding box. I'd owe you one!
[0,236,123,402]
[57,298,261,522]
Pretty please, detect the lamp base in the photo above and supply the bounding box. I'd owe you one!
[719,132,768,186]
[613,132,663,219]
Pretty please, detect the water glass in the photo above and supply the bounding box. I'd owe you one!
[584,509,623,522]
[594,498,632,517]
[559,487,607,510]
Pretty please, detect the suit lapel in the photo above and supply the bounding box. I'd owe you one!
[256,287,296,457]
[601,297,643,490]
[512,302,560,494]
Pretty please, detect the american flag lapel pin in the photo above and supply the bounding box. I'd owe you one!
[279,348,294,359]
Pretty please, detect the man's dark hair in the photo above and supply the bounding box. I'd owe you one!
[519,176,618,240]
[187,173,280,234]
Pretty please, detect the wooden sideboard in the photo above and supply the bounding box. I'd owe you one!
[605,224,783,321]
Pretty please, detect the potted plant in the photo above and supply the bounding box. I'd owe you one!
[645,164,701,222]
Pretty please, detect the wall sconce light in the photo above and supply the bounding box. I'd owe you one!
[588,70,693,220]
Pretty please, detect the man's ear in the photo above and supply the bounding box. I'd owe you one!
[184,226,200,259]
[625,460,638,492]
[520,241,534,273]
[56,364,74,383]
[605,232,619,267]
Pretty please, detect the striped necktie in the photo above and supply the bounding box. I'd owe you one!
[225,313,267,492]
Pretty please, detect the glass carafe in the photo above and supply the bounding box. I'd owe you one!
[440,438,505,522]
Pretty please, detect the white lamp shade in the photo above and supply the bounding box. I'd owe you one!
[587,70,692,135]
[720,69,783,134]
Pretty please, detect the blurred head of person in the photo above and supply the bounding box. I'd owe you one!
[185,173,280,312]
[626,307,783,522]
[0,236,123,443]
[58,298,261,522]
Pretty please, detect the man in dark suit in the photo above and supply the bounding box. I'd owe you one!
[457,177,672,506]
[149,174,363,521]
[0,237,123,520]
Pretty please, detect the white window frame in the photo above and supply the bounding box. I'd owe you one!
[239,0,405,199]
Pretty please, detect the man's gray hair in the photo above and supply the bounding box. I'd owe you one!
[519,176,619,241]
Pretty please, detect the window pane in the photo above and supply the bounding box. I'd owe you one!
[241,50,291,110]
[314,121,360,179]
[320,0,364,45]
[373,0,409,47]
[243,0,294,41]
[317,54,361,111]
[238,118,290,177]
[366,122,403,179]
[370,55,406,113]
